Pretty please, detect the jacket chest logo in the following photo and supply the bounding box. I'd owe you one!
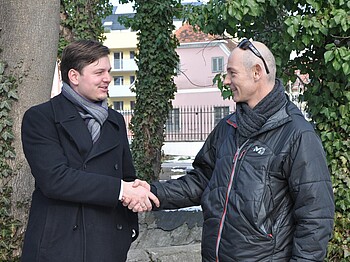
[252,146,266,155]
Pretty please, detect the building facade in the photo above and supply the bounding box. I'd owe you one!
[103,19,236,110]
[102,11,237,141]
[103,28,138,110]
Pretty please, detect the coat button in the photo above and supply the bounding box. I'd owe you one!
[116,224,123,230]
[114,164,118,170]
[73,225,78,231]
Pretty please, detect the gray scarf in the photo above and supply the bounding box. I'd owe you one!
[236,79,287,146]
[62,82,108,143]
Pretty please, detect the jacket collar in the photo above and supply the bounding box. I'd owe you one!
[259,101,291,133]
[226,114,238,128]
[226,99,293,135]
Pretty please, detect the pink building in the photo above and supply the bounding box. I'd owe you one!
[164,25,237,141]
[173,24,236,111]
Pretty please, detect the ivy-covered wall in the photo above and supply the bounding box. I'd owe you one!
[0,56,21,261]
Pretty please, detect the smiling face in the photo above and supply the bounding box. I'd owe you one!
[68,56,112,102]
[223,49,259,108]
[223,42,277,109]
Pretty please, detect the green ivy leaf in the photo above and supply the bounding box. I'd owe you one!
[222,90,233,100]
[0,101,11,110]
[4,150,15,158]
[332,59,342,71]
[324,50,334,63]
[342,62,350,75]
[7,90,18,100]
[319,26,328,36]
[1,131,14,141]
[287,25,297,38]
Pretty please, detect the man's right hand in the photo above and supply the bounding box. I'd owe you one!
[121,181,159,212]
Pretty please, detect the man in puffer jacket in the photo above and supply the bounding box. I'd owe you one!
[126,39,335,261]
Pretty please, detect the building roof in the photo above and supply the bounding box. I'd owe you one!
[102,13,134,31]
[104,2,204,31]
[175,24,236,52]
[175,23,217,43]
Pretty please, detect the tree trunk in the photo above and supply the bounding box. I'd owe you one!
[0,0,60,250]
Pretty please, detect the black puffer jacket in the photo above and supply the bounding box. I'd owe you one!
[152,100,334,261]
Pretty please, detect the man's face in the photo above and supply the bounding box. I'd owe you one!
[223,50,259,108]
[70,56,112,102]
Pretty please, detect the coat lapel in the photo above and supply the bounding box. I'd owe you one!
[51,94,93,158]
[51,95,122,161]
[87,109,121,160]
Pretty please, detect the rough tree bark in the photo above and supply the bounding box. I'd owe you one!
[0,0,60,238]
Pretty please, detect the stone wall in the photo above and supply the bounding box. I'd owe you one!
[127,209,203,262]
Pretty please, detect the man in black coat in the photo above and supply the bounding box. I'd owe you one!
[21,40,159,262]
[127,39,335,261]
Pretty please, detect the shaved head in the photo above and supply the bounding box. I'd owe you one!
[251,41,276,81]
[224,39,278,108]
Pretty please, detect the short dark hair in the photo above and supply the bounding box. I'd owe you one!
[60,40,110,84]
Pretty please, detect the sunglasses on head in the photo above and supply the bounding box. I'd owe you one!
[237,39,270,74]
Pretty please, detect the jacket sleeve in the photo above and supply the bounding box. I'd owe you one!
[287,130,335,261]
[21,106,122,207]
[152,119,224,209]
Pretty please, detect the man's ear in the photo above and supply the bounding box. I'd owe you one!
[68,69,80,86]
[253,64,263,80]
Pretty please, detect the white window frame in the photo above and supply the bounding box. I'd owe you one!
[114,52,123,69]
[114,76,124,86]
[113,101,124,111]
[212,57,224,73]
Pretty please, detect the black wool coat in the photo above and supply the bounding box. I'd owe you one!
[21,94,138,262]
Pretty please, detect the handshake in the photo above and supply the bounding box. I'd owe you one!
[121,179,160,213]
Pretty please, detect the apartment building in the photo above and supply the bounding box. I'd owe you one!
[103,27,137,110]
[103,16,236,109]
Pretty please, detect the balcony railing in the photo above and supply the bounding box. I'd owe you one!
[108,85,135,97]
[113,59,138,72]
